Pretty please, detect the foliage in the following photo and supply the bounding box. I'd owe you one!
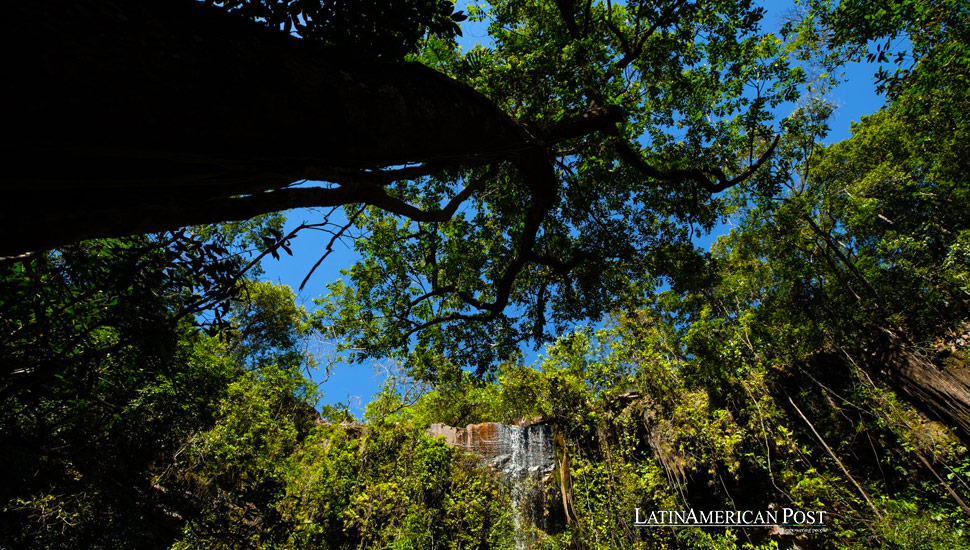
[205,0,467,58]
[5,1,970,549]
[174,378,515,549]
[230,280,315,369]
[0,226,517,549]
[412,312,970,548]
[0,233,250,547]
[312,0,805,375]
[0,218,289,548]
[803,0,969,102]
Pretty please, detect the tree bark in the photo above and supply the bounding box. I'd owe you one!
[1,0,534,256]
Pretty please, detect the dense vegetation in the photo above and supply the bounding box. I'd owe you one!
[2,0,969,548]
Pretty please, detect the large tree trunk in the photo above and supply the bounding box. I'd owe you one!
[1,0,529,256]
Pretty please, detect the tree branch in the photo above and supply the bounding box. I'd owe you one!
[613,134,780,193]
[532,103,625,145]
[612,0,689,72]
[393,153,561,344]
[554,0,583,39]
[299,206,367,291]
[302,163,450,187]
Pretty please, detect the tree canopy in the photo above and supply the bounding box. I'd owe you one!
[5,0,803,371]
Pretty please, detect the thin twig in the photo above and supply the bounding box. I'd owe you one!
[787,393,883,519]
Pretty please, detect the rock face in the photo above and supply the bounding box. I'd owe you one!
[426,422,555,480]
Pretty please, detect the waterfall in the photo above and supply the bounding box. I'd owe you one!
[427,422,556,546]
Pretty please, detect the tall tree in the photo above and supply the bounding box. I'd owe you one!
[4,0,793,363]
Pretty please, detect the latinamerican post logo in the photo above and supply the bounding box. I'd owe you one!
[634,508,827,533]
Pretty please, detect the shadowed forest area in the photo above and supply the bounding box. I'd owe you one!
[2,0,970,548]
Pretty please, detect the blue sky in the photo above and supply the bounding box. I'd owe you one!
[259,1,889,417]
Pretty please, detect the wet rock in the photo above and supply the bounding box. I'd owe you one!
[426,422,555,479]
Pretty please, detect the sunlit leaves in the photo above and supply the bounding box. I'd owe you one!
[309,0,808,378]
